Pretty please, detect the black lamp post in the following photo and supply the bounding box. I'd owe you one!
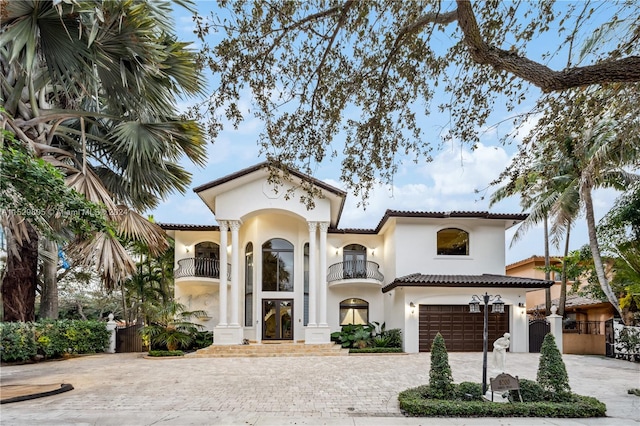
[469,292,505,394]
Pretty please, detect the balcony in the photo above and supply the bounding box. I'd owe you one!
[327,260,384,287]
[175,258,230,285]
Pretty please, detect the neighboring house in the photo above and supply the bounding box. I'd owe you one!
[507,255,615,355]
[161,162,552,353]
[506,255,563,310]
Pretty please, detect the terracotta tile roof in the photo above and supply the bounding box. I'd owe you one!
[505,255,563,269]
[158,223,220,231]
[374,210,527,233]
[382,273,553,293]
[530,294,611,311]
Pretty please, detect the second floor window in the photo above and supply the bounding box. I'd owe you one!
[262,238,294,291]
[437,228,469,256]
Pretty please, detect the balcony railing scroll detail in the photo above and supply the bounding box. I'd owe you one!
[327,260,384,283]
[175,258,230,280]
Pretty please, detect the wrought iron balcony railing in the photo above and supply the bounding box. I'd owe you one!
[175,258,230,280]
[327,260,384,283]
[563,320,603,335]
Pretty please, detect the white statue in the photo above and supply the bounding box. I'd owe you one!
[492,332,510,372]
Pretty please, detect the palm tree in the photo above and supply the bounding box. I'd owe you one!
[573,120,639,322]
[140,300,207,351]
[490,150,564,315]
[1,0,207,320]
[495,123,637,320]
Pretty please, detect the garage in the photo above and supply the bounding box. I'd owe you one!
[419,305,510,352]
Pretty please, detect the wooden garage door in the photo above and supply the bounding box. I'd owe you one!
[419,305,509,352]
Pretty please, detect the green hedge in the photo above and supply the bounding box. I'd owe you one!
[1,320,110,362]
[349,347,403,353]
[148,350,184,357]
[399,386,606,418]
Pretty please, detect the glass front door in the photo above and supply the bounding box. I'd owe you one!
[262,299,293,340]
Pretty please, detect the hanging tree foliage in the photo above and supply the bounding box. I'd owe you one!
[193,0,640,202]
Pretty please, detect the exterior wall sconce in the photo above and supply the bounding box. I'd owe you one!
[371,249,375,256]
[518,302,525,308]
[185,245,191,253]
[409,302,415,315]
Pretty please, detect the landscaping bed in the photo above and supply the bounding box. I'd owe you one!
[400,332,607,418]
[399,384,606,417]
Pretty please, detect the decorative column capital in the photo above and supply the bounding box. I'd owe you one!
[307,221,318,232]
[318,222,329,233]
[218,220,229,232]
[229,220,242,232]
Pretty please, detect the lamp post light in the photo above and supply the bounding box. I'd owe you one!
[469,292,505,394]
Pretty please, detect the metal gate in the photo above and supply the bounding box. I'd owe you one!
[605,319,615,358]
[529,319,550,353]
[116,324,144,353]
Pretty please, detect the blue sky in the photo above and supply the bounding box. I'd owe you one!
[149,1,621,265]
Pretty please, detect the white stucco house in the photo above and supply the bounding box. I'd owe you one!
[161,162,552,353]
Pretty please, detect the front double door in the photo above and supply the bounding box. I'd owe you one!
[262,299,293,340]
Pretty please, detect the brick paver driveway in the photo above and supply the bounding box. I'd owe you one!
[1,352,638,425]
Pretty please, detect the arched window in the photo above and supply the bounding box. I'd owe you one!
[437,228,469,255]
[262,238,294,291]
[343,244,367,279]
[340,298,369,325]
[244,242,253,327]
[194,241,220,277]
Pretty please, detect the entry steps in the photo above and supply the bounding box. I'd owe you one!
[186,341,349,358]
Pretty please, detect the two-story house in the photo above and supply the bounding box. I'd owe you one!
[161,162,552,353]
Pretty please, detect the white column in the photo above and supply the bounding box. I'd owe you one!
[547,305,564,353]
[307,221,318,327]
[318,222,329,327]
[229,220,241,327]
[218,221,228,327]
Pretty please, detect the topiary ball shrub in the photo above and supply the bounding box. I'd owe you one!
[429,332,455,399]
[537,333,571,400]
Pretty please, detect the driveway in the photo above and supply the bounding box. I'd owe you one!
[1,352,638,425]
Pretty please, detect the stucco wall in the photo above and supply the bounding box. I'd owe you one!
[215,178,332,223]
[393,218,506,277]
[563,334,606,355]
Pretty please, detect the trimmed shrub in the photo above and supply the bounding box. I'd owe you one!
[35,320,110,358]
[0,322,37,362]
[537,333,571,397]
[0,320,109,362]
[399,386,606,417]
[429,332,454,399]
[456,381,483,400]
[349,347,403,353]
[514,378,546,402]
[148,350,184,357]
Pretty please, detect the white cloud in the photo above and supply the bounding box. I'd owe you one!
[422,142,511,196]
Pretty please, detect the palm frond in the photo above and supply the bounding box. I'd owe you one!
[70,230,136,290]
[116,206,170,256]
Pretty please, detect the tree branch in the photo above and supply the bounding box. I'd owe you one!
[455,0,640,92]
